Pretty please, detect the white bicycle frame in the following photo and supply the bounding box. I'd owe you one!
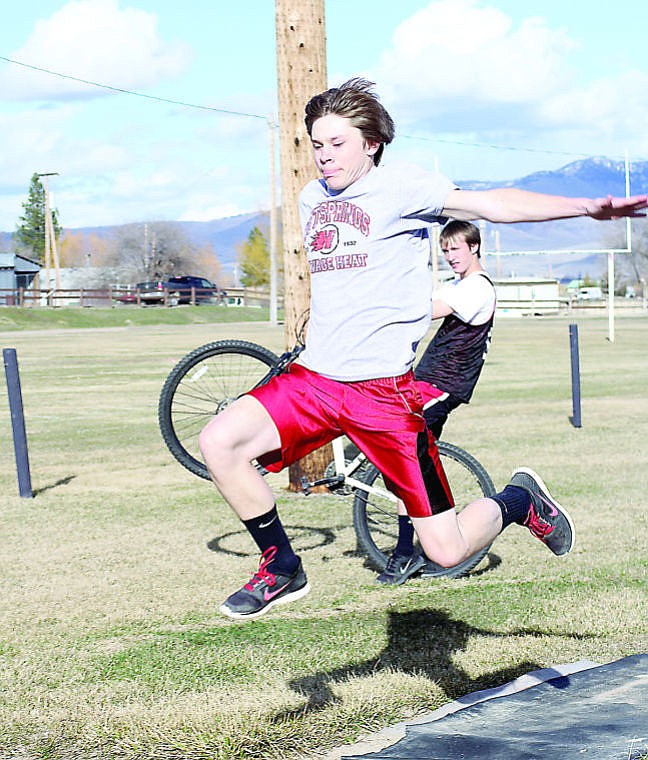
[323,388,450,502]
[329,436,397,503]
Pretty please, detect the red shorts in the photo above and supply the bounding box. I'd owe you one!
[248,363,453,517]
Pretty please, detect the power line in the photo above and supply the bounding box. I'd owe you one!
[1,55,645,163]
[0,55,267,120]
[400,133,635,163]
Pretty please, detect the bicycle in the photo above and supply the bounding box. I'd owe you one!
[158,338,496,579]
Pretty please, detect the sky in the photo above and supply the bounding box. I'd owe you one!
[0,0,647,231]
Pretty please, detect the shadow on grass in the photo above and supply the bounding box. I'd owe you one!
[33,475,76,495]
[208,529,502,581]
[275,608,585,720]
[470,551,502,576]
[207,524,341,558]
[357,551,503,578]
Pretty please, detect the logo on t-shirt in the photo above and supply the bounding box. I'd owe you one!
[305,200,371,275]
[310,224,339,254]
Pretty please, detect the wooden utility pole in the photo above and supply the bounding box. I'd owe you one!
[37,172,61,291]
[275,0,329,491]
[43,179,51,289]
[268,116,278,325]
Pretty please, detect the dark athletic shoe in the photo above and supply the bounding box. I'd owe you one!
[509,467,576,556]
[219,547,310,620]
[376,552,426,586]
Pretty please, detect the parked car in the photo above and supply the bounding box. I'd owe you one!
[133,280,171,305]
[165,276,222,304]
[577,286,603,301]
[126,277,223,306]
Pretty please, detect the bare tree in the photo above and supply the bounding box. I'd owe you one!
[602,219,648,294]
[275,0,329,491]
[106,222,200,283]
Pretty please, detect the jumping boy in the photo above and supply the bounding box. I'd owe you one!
[199,78,647,620]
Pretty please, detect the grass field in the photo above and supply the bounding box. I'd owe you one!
[0,313,647,759]
[0,304,272,331]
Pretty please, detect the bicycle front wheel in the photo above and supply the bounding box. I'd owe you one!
[158,340,279,479]
[352,441,496,579]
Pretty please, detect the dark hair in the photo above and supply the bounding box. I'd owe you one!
[304,78,395,166]
[440,220,481,257]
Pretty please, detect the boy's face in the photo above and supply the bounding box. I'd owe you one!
[310,114,379,191]
[440,235,480,278]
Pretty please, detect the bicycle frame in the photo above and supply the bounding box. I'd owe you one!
[301,436,398,503]
[334,438,397,500]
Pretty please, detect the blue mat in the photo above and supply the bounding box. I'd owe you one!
[342,654,648,760]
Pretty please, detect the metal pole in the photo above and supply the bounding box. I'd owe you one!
[3,348,33,497]
[569,324,582,429]
[625,149,632,251]
[608,251,615,343]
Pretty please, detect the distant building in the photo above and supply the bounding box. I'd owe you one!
[0,253,41,305]
[493,277,560,317]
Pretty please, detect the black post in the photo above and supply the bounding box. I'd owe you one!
[3,348,33,497]
[569,324,582,428]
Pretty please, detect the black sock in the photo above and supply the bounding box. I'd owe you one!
[493,485,531,530]
[395,515,416,556]
[243,505,299,574]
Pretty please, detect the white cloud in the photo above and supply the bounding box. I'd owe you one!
[0,0,191,101]
[369,0,648,166]
[540,71,648,137]
[376,0,575,112]
[0,104,132,192]
[0,108,72,173]
[0,94,271,229]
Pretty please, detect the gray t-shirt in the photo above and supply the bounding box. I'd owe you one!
[297,162,456,381]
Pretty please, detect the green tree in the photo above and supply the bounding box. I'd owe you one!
[238,226,270,287]
[13,173,62,262]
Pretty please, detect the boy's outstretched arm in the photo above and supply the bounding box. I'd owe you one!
[442,187,648,224]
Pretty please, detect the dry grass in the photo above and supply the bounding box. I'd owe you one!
[0,315,646,759]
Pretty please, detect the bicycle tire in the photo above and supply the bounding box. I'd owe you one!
[158,340,279,480]
[352,441,496,579]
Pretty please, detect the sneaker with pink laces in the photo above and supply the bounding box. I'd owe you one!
[509,467,575,556]
[219,546,310,620]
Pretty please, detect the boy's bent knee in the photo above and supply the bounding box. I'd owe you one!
[198,420,235,474]
[198,419,225,457]
[412,513,469,567]
[198,396,281,473]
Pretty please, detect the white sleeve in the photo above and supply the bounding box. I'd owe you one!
[432,274,495,324]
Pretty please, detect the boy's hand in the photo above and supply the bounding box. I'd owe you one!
[586,194,648,220]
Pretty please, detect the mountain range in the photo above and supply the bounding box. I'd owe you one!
[3,157,645,282]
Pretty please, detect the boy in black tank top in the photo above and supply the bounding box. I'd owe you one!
[377,220,497,584]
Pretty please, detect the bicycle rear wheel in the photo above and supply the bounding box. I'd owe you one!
[158,340,279,479]
[352,441,496,579]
